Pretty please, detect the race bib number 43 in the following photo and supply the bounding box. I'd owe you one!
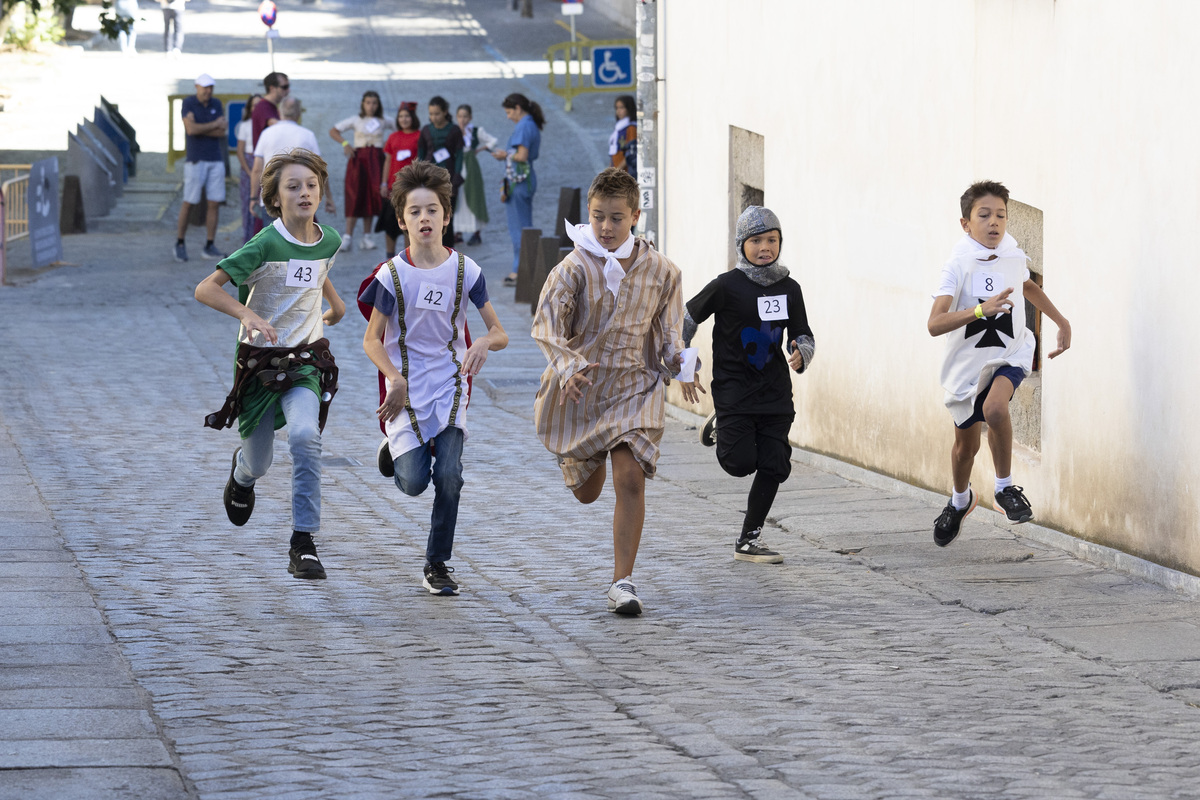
[758,294,788,321]
[286,259,322,289]
[416,282,451,312]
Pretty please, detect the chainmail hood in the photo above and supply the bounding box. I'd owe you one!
[735,206,789,286]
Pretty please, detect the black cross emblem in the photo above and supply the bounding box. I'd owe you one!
[963,299,1014,349]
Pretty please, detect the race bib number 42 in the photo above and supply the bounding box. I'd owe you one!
[416,282,451,312]
[758,294,788,321]
[286,259,322,289]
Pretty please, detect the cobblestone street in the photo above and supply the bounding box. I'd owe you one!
[4,1,1200,798]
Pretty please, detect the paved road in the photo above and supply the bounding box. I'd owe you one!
[4,0,1200,798]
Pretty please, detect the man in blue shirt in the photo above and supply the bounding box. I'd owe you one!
[175,73,227,262]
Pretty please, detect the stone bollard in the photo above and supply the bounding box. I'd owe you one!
[514,227,541,304]
[554,187,581,247]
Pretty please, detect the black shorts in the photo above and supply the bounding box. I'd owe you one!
[715,412,794,483]
[955,365,1026,429]
[374,197,402,240]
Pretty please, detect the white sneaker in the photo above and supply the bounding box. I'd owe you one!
[360,234,378,251]
[606,577,643,615]
[338,236,352,253]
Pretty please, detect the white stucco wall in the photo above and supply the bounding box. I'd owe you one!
[657,0,1200,573]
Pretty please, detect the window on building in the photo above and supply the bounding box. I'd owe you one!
[728,126,764,271]
[1006,199,1043,452]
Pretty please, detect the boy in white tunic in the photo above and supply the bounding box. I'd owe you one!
[927,181,1071,546]
[195,149,345,579]
[360,162,508,596]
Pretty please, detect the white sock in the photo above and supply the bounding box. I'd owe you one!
[995,475,1013,495]
[952,486,972,510]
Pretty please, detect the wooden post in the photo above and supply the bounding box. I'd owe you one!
[514,227,541,304]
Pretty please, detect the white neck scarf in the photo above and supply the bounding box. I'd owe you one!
[608,117,632,156]
[564,221,635,297]
[952,232,1027,261]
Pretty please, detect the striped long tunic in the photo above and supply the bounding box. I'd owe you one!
[532,238,685,489]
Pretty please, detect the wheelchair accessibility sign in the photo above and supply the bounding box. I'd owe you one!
[592,45,634,88]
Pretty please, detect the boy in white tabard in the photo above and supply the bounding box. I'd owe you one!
[360,161,508,596]
[927,180,1071,546]
[195,148,345,579]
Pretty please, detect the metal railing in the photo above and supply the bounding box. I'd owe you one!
[546,38,636,112]
[1,164,32,247]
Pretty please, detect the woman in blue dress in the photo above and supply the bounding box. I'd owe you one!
[492,93,545,286]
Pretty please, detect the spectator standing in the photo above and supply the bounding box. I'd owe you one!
[329,90,393,253]
[235,94,262,244]
[249,97,335,220]
[249,73,290,235]
[492,92,544,287]
[417,95,464,248]
[175,73,226,263]
[159,0,183,55]
[610,94,637,177]
[453,104,497,246]
[115,0,138,54]
[377,102,421,256]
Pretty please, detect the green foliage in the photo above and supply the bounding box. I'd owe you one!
[3,1,65,48]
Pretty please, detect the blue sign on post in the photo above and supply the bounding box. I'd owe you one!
[592,45,633,88]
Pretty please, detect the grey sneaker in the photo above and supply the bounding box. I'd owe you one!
[174,241,188,262]
[606,577,643,615]
[201,243,224,259]
[734,529,783,563]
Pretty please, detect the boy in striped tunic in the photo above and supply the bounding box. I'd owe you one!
[533,167,702,615]
[360,162,508,595]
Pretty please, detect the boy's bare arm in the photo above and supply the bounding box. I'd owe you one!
[462,302,508,377]
[195,269,278,344]
[1024,279,1072,358]
[321,280,345,326]
[362,308,408,421]
[927,290,1014,337]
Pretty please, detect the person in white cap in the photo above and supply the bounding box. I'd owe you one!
[176,73,226,262]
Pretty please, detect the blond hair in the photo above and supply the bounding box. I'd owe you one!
[260,148,329,219]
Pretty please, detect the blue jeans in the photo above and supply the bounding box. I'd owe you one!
[505,177,535,273]
[393,426,464,564]
[234,386,322,533]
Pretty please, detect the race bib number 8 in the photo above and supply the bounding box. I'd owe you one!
[416,281,450,312]
[758,294,788,321]
[286,259,322,289]
[972,271,1003,297]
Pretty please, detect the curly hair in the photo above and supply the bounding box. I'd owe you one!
[389,160,453,225]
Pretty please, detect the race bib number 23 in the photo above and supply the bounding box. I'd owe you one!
[758,295,788,321]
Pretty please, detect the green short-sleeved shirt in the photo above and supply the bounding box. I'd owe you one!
[217,220,342,437]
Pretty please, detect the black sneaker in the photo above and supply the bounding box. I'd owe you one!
[994,485,1034,524]
[700,412,717,447]
[376,438,394,478]
[223,448,255,527]
[734,529,783,563]
[288,538,327,579]
[423,562,459,595]
[933,488,977,547]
